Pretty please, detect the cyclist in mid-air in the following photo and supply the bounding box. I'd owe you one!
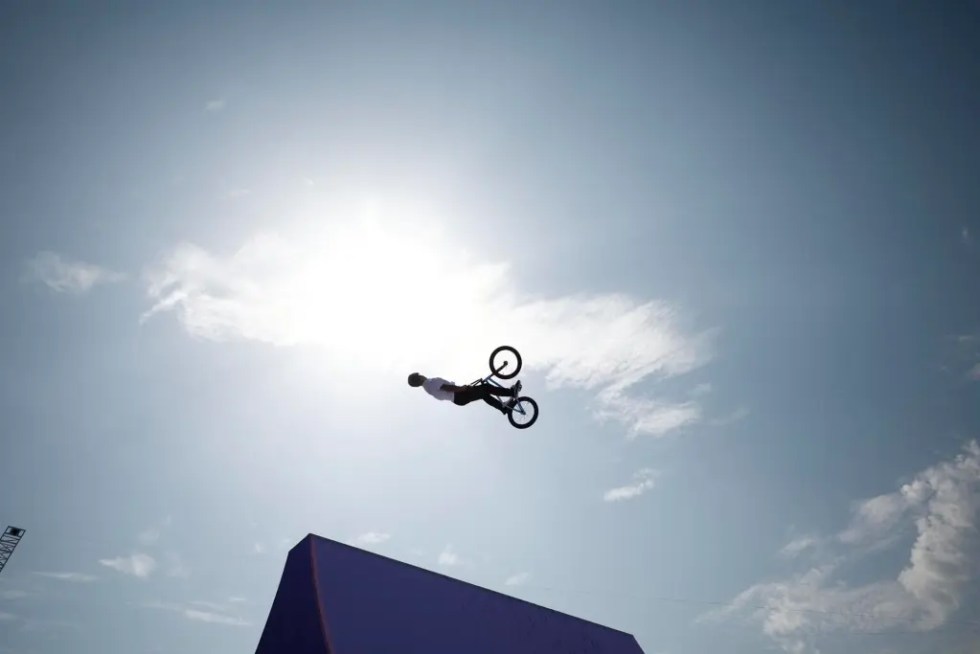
[407,373,521,414]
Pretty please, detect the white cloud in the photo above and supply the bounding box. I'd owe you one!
[603,468,659,502]
[596,394,702,439]
[505,572,530,586]
[205,99,225,112]
[778,536,818,559]
[33,572,97,583]
[437,544,460,567]
[967,362,980,381]
[963,226,973,248]
[143,600,249,627]
[228,596,248,604]
[138,214,713,438]
[837,492,910,547]
[253,542,266,555]
[353,532,390,546]
[138,516,172,545]
[184,609,250,626]
[26,251,125,294]
[0,611,15,621]
[709,441,980,652]
[99,553,156,578]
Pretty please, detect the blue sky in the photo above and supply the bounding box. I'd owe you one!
[2,2,980,653]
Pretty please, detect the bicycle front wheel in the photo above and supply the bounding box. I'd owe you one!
[489,345,522,379]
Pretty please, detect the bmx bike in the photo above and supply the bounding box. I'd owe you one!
[466,345,539,430]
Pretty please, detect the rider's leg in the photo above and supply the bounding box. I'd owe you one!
[477,381,517,397]
[481,394,507,413]
[474,383,519,413]
[453,384,513,413]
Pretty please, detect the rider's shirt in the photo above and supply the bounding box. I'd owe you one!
[422,377,455,401]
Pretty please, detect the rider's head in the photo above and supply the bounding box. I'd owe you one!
[407,372,425,387]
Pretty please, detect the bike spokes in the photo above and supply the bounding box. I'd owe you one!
[507,397,539,429]
[489,345,522,379]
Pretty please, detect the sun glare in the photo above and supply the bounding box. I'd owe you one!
[278,206,510,376]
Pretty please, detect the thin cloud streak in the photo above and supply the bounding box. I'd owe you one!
[33,572,97,583]
[437,544,460,567]
[99,553,156,578]
[143,600,250,627]
[26,251,125,294]
[603,468,659,502]
[353,532,391,546]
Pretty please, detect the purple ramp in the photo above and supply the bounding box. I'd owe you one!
[256,533,646,654]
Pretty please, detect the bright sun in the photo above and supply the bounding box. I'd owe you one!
[275,207,511,375]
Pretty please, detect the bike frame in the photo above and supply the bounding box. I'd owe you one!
[465,361,530,417]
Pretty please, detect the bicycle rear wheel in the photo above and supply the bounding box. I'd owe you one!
[507,396,538,429]
[489,345,522,379]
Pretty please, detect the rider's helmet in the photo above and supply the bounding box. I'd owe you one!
[407,372,424,387]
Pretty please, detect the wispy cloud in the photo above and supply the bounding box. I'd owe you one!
[164,553,189,578]
[189,600,227,612]
[26,251,125,294]
[139,215,714,438]
[185,609,249,626]
[99,553,156,578]
[708,406,750,427]
[33,572,97,583]
[205,99,225,112]
[836,492,909,547]
[0,590,28,600]
[967,362,980,381]
[707,441,980,653]
[962,226,973,248]
[778,536,819,559]
[603,468,660,502]
[0,611,15,621]
[253,542,266,555]
[143,600,250,627]
[437,544,460,567]
[691,383,712,396]
[504,572,530,586]
[138,515,172,545]
[596,394,702,439]
[353,532,391,546]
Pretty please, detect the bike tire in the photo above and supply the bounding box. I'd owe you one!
[507,396,539,429]
[489,345,522,379]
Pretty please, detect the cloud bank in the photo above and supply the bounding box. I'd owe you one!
[139,218,714,437]
[707,441,980,653]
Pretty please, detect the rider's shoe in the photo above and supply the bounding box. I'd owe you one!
[504,381,522,410]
